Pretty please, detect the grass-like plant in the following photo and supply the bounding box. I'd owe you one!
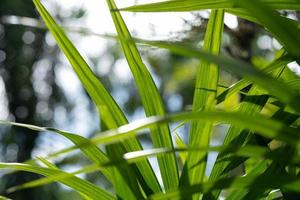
[1,0,300,199]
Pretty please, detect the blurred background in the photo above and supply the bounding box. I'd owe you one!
[0,0,299,199]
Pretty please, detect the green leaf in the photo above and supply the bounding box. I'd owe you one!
[1,112,299,198]
[119,0,300,12]
[226,160,269,200]
[36,157,58,169]
[241,162,286,199]
[6,164,99,193]
[0,120,142,199]
[106,0,179,191]
[204,51,288,200]
[5,145,299,195]
[120,145,299,167]
[89,111,300,147]
[216,53,292,104]
[286,79,300,92]
[2,110,299,153]
[0,195,12,200]
[226,8,300,28]
[32,0,160,195]
[180,9,224,199]
[33,0,125,128]
[136,40,300,113]
[149,173,300,200]
[47,129,145,199]
[0,163,115,200]
[175,133,188,165]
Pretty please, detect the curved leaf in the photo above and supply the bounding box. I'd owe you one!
[216,53,292,104]
[149,173,300,200]
[1,110,299,152]
[32,0,160,195]
[0,163,115,200]
[119,0,300,12]
[135,40,300,113]
[180,9,224,199]
[106,0,178,191]
[204,51,288,200]
[6,164,99,193]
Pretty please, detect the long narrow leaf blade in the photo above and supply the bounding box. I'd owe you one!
[0,195,12,200]
[149,173,300,200]
[32,0,160,195]
[46,127,144,199]
[204,54,288,200]
[2,110,299,151]
[216,53,292,104]
[76,110,300,146]
[7,144,297,195]
[119,0,300,12]
[106,0,179,191]
[136,40,300,113]
[33,0,125,128]
[0,163,115,200]
[6,164,100,193]
[181,9,224,199]
[225,160,269,200]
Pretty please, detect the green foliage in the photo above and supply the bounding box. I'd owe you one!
[1,0,300,199]
[106,0,178,191]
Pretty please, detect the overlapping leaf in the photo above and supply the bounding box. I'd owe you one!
[136,40,300,113]
[106,0,178,191]
[1,110,299,152]
[0,0,298,198]
[5,144,299,195]
[216,53,292,104]
[6,164,100,194]
[119,0,300,12]
[32,0,160,196]
[203,51,289,200]
[0,163,115,200]
[149,173,300,200]
[180,9,224,200]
